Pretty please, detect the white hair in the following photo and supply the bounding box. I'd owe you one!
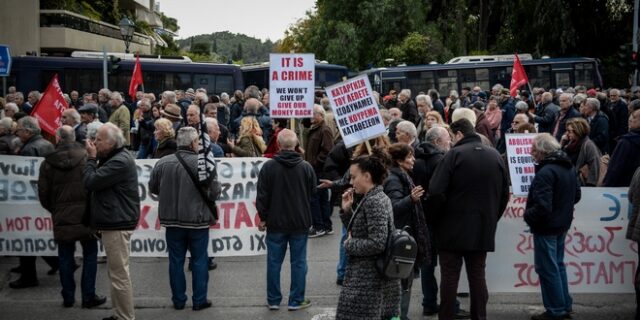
[5,102,18,113]
[396,120,417,138]
[533,133,561,155]
[162,91,177,104]
[313,104,326,117]
[451,107,477,126]
[101,122,125,148]
[17,116,41,135]
[415,94,432,107]
[176,126,199,147]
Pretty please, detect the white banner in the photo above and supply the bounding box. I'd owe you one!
[505,133,537,196]
[268,53,315,118]
[0,156,267,257]
[325,75,386,148]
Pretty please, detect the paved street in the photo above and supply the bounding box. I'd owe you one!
[0,214,636,319]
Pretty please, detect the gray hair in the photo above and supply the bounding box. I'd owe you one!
[424,126,448,144]
[110,92,123,104]
[515,101,529,112]
[17,116,41,135]
[449,90,459,98]
[101,122,125,148]
[5,102,18,113]
[196,92,209,104]
[205,117,219,131]
[451,107,477,126]
[585,97,601,111]
[399,89,411,98]
[396,120,417,138]
[28,91,41,100]
[86,122,103,140]
[56,125,75,143]
[0,118,14,131]
[559,92,575,102]
[176,126,199,147]
[64,108,81,124]
[313,104,326,117]
[572,93,586,105]
[14,92,24,100]
[63,94,71,104]
[492,84,504,92]
[244,86,262,100]
[163,91,177,104]
[415,94,432,107]
[277,129,298,150]
[532,133,561,156]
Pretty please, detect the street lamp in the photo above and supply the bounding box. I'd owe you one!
[119,17,135,54]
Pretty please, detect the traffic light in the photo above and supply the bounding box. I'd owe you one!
[108,55,121,74]
[632,51,638,69]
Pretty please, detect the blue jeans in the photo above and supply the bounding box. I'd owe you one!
[336,225,348,281]
[166,227,209,308]
[58,239,98,304]
[534,233,572,317]
[310,187,332,231]
[136,142,150,159]
[266,232,308,306]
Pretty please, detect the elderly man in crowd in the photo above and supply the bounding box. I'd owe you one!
[579,98,609,155]
[525,133,581,320]
[257,129,316,311]
[108,92,131,148]
[84,123,140,320]
[604,102,640,187]
[61,108,87,143]
[38,125,106,309]
[149,127,220,311]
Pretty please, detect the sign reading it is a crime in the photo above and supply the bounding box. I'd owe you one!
[326,75,386,147]
[505,133,537,197]
[268,53,315,118]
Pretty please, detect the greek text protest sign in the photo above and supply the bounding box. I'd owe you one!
[269,53,315,118]
[505,133,537,196]
[326,75,386,148]
[0,156,267,257]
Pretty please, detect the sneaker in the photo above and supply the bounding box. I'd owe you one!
[267,304,280,310]
[326,228,334,235]
[454,309,471,319]
[288,299,311,311]
[308,227,326,238]
[531,311,565,320]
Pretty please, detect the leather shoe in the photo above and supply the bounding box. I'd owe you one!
[82,295,107,308]
[63,300,74,308]
[9,278,39,289]
[193,300,212,311]
[174,304,185,310]
[208,259,217,270]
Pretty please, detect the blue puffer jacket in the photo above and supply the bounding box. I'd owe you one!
[524,151,581,235]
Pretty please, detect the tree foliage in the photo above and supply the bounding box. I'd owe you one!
[280,0,635,85]
[177,32,276,64]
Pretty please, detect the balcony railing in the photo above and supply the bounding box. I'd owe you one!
[40,10,150,46]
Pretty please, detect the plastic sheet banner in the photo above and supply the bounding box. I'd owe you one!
[0,156,267,257]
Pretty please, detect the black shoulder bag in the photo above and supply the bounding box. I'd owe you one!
[174,151,219,221]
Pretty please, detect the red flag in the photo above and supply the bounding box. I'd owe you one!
[510,54,529,97]
[129,54,144,101]
[31,74,68,136]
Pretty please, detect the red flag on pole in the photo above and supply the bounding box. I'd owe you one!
[510,54,529,97]
[129,54,144,101]
[31,74,68,136]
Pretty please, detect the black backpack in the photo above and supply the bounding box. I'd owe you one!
[347,194,417,280]
[376,225,417,279]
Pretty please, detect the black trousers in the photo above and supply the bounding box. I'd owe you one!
[18,256,59,281]
[438,251,488,320]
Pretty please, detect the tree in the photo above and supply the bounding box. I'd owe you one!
[233,43,244,61]
[191,42,211,55]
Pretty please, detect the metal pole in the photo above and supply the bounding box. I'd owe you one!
[634,0,639,87]
[102,46,108,89]
[2,77,6,97]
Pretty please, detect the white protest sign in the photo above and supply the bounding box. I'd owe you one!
[0,156,267,257]
[505,133,537,197]
[325,75,386,147]
[269,53,315,118]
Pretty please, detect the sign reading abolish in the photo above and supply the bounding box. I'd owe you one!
[269,53,315,118]
[326,75,386,147]
[505,133,537,196]
[0,156,267,257]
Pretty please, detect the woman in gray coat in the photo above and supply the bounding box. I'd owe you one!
[561,117,601,186]
[336,151,401,320]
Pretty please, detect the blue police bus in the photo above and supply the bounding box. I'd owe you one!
[6,54,244,97]
[360,57,603,96]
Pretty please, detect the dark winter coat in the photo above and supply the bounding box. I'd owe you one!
[625,168,640,241]
[84,147,140,230]
[19,134,54,157]
[256,150,316,234]
[500,98,516,136]
[588,111,610,155]
[524,151,581,235]
[535,102,560,133]
[0,133,18,155]
[153,137,177,159]
[399,99,419,126]
[412,141,444,196]
[603,129,640,187]
[304,121,334,177]
[554,107,581,141]
[427,134,510,252]
[38,142,94,243]
[475,111,495,145]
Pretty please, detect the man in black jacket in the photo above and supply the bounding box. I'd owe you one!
[84,123,140,320]
[39,126,106,309]
[580,98,610,154]
[256,129,316,311]
[427,119,509,320]
[525,133,581,320]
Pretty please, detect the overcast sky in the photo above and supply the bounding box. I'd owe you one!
[159,0,316,42]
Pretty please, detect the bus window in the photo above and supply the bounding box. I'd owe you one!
[574,63,594,88]
[488,67,510,89]
[555,72,571,88]
[194,74,216,94]
[215,75,234,95]
[528,65,551,89]
[165,73,191,91]
[318,69,345,89]
[64,69,102,94]
[460,68,489,91]
[407,71,435,95]
[437,70,457,94]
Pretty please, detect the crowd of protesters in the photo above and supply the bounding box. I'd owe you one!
[0,80,640,320]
